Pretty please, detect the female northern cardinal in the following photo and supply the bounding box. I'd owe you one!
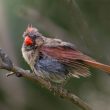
[22,25,110,83]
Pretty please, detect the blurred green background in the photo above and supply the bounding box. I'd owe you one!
[0,0,110,110]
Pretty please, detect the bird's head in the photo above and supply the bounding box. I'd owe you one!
[23,25,44,50]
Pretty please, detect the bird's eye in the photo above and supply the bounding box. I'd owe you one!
[32,35,37,39]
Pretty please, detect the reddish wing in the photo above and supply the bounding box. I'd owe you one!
[40,46,93,77]
[40,46,93,63]
[40,46,110,74]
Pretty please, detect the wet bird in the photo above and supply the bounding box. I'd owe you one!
[21,25,110,84]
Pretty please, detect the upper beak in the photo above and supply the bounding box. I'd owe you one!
[24,36,33,46]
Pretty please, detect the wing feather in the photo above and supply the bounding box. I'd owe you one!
[40,45,110,75]
[40,45,92,77]
[40,46,94,63]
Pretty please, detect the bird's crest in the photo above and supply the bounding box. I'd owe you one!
[26,24,33,32]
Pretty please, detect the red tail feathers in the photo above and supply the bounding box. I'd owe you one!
[84,60,110,74]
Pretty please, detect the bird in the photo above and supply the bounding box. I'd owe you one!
[21,25,110,84]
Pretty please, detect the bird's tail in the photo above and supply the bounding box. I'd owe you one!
[84,60,110,74]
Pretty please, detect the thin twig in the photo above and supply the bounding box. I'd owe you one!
[0,48,92,110]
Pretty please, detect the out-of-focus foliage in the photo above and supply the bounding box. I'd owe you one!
[0,0,110,110]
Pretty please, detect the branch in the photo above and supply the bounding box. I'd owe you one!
[0,48,92,110]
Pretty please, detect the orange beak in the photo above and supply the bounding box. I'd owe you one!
[24,36,33,46]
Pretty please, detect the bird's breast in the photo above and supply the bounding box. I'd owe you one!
[21,45,39,68]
